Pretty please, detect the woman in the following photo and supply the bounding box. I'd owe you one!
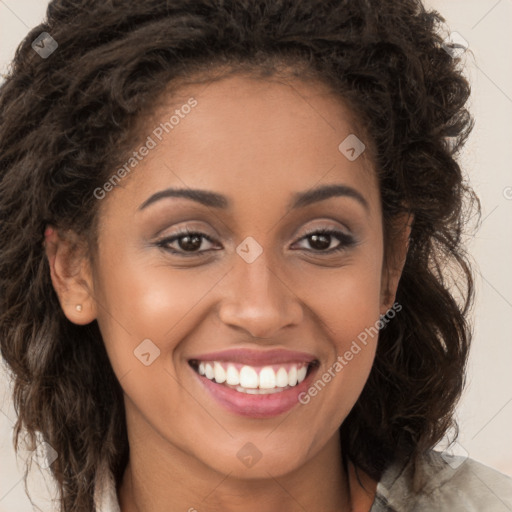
[1,0,511,511]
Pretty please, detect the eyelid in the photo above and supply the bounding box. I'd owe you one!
[296,224,352,240]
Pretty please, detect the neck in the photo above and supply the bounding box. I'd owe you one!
[117,399,377,512]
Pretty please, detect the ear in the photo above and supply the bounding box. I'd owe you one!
[380,213,413,315]
[44,226,97,325]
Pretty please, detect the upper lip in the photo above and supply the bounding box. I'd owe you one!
[188,348,318,366]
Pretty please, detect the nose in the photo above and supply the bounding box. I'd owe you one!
[218,250,303,340]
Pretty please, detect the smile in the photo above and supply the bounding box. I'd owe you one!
[189,360,315,394]
[188,350,320,418]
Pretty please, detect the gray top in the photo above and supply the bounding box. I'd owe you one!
[370,450,512,511]
[93,450,512,511]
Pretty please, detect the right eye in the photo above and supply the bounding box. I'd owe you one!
[156,229,220,256]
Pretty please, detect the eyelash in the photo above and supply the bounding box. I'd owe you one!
[156,227,356,257]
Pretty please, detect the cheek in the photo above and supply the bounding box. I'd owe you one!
[289,250,383,435]
[306,269,381,336]
[296,246,384,350]
[91,253,225,433]
[94,246,228,348]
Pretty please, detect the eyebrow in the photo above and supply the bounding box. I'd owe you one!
[138,183,369,212]
[289,184,369,211]
[139,188,228,210]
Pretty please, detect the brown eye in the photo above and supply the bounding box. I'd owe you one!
[294,229,356,253]
[157,230,218,255]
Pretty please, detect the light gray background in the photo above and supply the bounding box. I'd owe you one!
[1,0,511,510]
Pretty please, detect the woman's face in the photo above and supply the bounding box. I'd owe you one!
[84,75,396,478]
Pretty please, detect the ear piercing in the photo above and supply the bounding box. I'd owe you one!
[75,304,83,312]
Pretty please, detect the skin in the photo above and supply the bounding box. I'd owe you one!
[46,74,410,512]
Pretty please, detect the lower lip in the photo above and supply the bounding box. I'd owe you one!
[192,365,318,419]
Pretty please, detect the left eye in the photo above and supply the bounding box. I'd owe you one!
[293,228,356,253]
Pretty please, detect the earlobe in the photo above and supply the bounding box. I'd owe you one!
[44,226,97,325]
[380,213,413,315]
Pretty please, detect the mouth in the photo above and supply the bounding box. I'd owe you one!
[187,349,320,418]
[188,359,318,394]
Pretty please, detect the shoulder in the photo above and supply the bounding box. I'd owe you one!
[371,449,512,512]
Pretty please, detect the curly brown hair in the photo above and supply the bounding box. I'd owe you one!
[0,0,478,510]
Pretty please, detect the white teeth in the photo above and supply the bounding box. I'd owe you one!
[276,367,289,388]
[288,366,298,386]
[226,364,240,385]
[259,366,276,389]
[213,362,226,384]
[297,366,307,384]
[205,363,214,380]
[194,360,313,392]
[239,366,259,388]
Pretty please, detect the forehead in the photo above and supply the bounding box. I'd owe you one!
[108,74,379,215]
